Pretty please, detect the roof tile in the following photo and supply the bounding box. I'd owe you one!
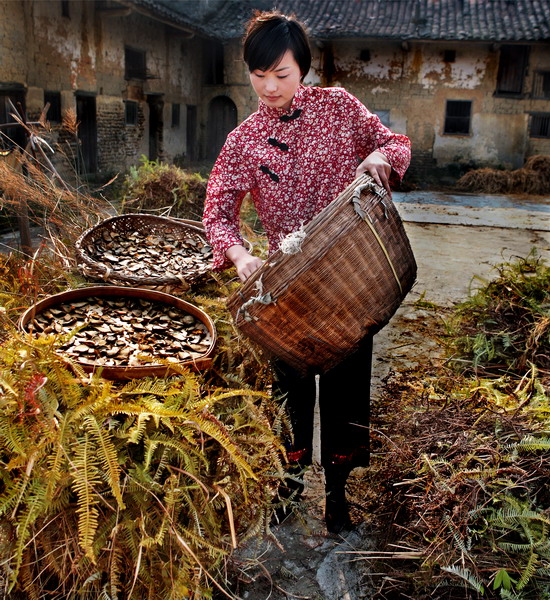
[137,0,550,41]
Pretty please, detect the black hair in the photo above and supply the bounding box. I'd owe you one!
[243,11,311,80]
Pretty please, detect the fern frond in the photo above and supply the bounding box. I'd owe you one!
[127,413,151,444]
[188,416,257,480]
[508,435,550,453]
[497,508,550,528]
[441,565,485,594]
[0,419,31,456]
[517,551,539,591]
[0,474,32,517]
[44,415,70,502]
[499,588,527,599]
[19,556,40,600]
[71,433,102,562]
[145,433,208,469]
[84,415,125,509]
[108,534,123,600]
[10,479,48,591]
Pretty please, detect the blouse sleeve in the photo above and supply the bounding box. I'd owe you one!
[346,91,411,183]
[202,133,255,271]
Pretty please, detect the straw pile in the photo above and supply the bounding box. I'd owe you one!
[457,154,550,195]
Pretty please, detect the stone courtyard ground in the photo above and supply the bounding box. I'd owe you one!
[232,190,550,600]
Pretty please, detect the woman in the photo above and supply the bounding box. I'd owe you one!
[203,10,411,532]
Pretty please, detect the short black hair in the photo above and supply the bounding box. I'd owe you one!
[243,11,311,80]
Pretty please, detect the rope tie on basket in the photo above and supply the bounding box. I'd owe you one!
[236,276,276,322]
[351,180,403,295]
[279,224,306,255]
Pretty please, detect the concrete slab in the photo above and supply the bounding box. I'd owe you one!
[393,191,549,231]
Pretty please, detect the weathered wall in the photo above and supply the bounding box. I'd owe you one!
[328,39,550,173]
[0,0,209,174]
[0,1,28,81]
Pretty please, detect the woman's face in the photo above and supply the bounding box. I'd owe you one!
[249,49,302,111]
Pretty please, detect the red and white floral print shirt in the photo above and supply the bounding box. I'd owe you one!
[203,84,411,270]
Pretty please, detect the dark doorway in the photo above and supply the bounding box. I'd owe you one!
[206,96,237,160]
[75,93,97,173]
[0,87,26,151]
[186,105,197,162]
[147,95,164,161]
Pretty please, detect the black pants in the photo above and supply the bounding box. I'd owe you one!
[272,335,373,471]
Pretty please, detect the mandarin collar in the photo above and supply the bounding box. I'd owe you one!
[258,84,306,120]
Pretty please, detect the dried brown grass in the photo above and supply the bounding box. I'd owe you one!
[457,154,550,195]
[0,147,113,262]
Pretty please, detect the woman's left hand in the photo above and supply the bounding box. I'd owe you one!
[356,151,392,195]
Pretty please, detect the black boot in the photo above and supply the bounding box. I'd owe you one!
[324,464,352,533]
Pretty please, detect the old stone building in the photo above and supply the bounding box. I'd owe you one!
[1,0,549,180]
[0,0,218,174]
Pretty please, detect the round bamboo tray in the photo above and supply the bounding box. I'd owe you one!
[19,286,217,380]
[226,174,417,375]
[75,214,213,292]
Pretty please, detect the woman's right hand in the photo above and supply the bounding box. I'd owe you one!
[226,244,264,281]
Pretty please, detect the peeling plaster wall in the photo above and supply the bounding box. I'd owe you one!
[3,1,549,177]
[324,40,550,173]
[0,0,209,174]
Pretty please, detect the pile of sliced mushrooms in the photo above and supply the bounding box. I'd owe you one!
[82,228,213,281]
[28,296,212,367]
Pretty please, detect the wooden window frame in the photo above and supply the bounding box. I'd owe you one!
[443,100,472,135]
[529,112,550,138]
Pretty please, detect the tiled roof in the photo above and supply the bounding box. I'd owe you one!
[133,0,550,42]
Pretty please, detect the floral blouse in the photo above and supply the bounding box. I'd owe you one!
[203,84,411,270]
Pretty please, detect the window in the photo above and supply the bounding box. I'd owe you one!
[529,113,550,138]
[532,71,550,99]
[124,100,138,125]
[444,100,472,135]
[125,46,147,80]
[374,109,390,127]
[44,91,62,122]
[495,45,529,96]
[203,40,224,85]
[443,50,456,63]
[360,49,371,62]
[171,103,180,127]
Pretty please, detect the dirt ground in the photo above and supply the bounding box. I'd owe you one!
[230,193,550,600]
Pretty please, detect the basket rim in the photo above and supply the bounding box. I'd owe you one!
[18,285,217,379]
[75,213,211,286]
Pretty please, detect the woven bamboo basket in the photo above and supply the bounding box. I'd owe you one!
[226,174,417,375]
[75,214,213,293]
[19,286,217,380]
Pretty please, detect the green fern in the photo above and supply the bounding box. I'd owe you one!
[441,565,485,594]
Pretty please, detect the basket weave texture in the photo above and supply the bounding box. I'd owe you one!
[19,286,217,380]
[226,174,417,375]
[75,214,211,291]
